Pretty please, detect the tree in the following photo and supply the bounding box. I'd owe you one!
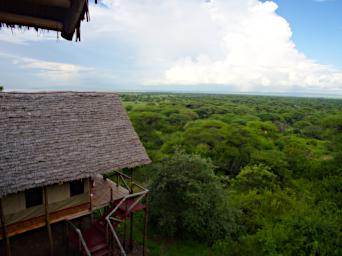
[0,85,3,92]
[249,206,342,256]
[162,120,257,175]
[230,164,279,192]
[148,152,239,244]
[128,111,166,152]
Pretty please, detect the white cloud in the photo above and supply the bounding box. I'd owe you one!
[0,52,94,82]
[86,0,342,93]
[19,58,94,82]
[0,0,341,94]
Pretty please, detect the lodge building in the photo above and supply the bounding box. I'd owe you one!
[0,92,151,256]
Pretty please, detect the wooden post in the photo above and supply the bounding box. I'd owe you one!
[110,187,113,202]
[0,198,11,256]
[143,208,148,256]
[130,169,133,193]
[123,203,127,250]
[65,221,69,256]
[43,187,54,256]
[129,213,134,252]
[129,168,134,251]
[89,178,93,223]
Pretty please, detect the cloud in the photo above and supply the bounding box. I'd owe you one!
[0,0,341,94]
[86,0,342,93]
[18,58,94,82]
[0,52,94,82]
[0,51,138,92]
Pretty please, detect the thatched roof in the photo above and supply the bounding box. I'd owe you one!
[0,92,151,197]
[0,0,96,41]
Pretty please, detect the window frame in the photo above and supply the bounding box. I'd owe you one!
[69,179,85,197]
[25,187,43,208]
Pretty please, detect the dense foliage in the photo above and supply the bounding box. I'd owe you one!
[148,152,238,244]
[121,93,341,255]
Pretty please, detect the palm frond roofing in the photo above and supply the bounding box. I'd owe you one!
[0,92,151,197]
[0,0,95,41]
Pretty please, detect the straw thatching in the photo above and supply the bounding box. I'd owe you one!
[0,0,96,41]
[0,92,151,197]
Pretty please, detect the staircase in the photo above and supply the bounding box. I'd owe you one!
[68,176,148,256]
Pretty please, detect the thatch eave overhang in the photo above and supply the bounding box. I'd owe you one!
[0,0,97,41]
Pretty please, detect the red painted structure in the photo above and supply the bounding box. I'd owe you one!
[68,173,148,256]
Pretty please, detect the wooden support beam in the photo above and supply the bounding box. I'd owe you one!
[129,213,134,252]
[129,168,133,251]
[130,169,133,193]
[0,11,63,31]
[65,221,70,256]
[43,187,54,256]
[129,169,134,251]
[143,208,148,256]
[123,204,127,250]
[89,178,94,223]
[0,203,90,239]
[61,0,86,40]
[0,198,11,256]
[23,0,71,8]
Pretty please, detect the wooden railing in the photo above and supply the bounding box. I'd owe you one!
[106,190,148,256]
[104,170,149,256]
[65,171,148,256]
[66,220,91,256]
[105,170,133,192]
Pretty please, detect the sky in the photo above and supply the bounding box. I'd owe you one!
[0,0,341,96]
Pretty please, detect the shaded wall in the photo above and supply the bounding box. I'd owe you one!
[1,179,89,226]
[0,215,92,256]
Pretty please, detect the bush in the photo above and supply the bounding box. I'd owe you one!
[231,164,279,192]
[148,152,239,244]
[251,207,341,256]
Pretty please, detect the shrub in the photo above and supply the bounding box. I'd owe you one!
[148,152,239,244]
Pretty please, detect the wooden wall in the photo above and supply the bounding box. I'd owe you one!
[0,178,91,239]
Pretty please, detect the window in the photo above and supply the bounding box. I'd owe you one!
[70,180,84,197]
[25,187,43,208]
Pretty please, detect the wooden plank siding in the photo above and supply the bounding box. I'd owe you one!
[0,175,129,240]
[0,198,11,255]
[0,203,90,239]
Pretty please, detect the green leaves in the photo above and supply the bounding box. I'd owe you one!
[231,164,279,192]
[252,207,342,256]
[121,93,342,255]
[148,152,239,244]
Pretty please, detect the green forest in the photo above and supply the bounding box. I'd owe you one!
[120,93,341,256]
